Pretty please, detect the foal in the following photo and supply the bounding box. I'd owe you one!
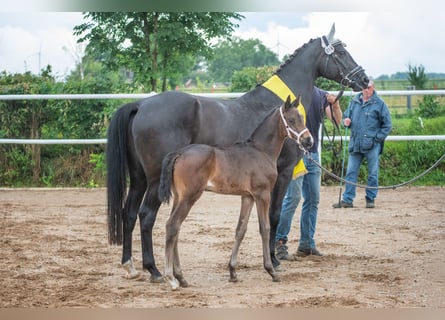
[158,95,313,290]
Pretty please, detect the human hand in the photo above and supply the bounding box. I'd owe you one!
[343,118,351,126]
[326,94,339,106]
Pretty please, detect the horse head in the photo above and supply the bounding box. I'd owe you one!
[320,23,369,91]
[280,95,313,149]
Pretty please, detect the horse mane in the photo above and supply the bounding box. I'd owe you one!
[274,38,319,74]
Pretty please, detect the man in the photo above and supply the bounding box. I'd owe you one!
[333,78,392,209]
[276,86,342,260]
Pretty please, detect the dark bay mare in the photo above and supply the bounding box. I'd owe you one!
[106,24,369,282]
[158,96,313,290]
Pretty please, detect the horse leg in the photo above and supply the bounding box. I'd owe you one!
[172,236,189,288]
[138,183,163,283]
[165,199,195,290]
[228,195,254,283]
[256,192,280,282]
[122,169,147,279]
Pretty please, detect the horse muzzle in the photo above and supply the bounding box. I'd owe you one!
[299,132,314,150]
[292,128,313,150]
[341,66,369,92]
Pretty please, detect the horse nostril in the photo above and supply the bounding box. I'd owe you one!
[304,136,314,147]
[364,76,369,84]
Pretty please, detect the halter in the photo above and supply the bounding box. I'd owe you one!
[321,36,366,94]
[279,105,310,148]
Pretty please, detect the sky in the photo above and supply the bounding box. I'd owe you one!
[0,7,444,80]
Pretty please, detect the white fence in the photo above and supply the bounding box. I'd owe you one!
[1,90,444,144]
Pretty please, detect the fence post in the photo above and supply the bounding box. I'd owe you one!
[406,85,415,113]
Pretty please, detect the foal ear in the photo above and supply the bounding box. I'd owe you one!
[327,23,336,42]
[284,95,292,110]
[290,95,301,109]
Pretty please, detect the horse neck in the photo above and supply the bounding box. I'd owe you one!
[275,39,322,106]
[249,109,287,161]
[241,38,322,110]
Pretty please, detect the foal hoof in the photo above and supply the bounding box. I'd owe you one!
[272,275,281,282]
[179,279,189,288]
[165,277,181,291]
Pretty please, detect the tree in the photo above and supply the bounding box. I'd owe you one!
[73,12,243,92]
[407,63,427,89]
[0,67,56,184]
[208,37,280,83]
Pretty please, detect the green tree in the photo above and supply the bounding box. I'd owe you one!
[209,38,280,83]
[0,67,56,184]
[73,12,243,92]
[230,65,277,92]
[407,63,427,89]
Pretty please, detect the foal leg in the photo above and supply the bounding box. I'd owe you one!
[138,184,163,282]
[256,192,280,282]
[229,195,254,282]
[165,199,195,290]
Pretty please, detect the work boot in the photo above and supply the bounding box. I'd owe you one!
[332,200,353,208]
[365,197,375,208]
[296,247,324,257]
[275,240,290,260]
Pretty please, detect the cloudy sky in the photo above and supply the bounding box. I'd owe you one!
[0,6,443,80]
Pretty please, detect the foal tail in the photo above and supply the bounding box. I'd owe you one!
[158,151,180,204]
[106,102,138,245]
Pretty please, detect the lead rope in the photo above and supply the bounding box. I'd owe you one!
[304,149,445,190]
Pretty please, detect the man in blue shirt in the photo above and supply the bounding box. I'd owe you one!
[333,79,392,209]
[276,87,342,260]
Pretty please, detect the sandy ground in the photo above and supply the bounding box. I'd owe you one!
[0,186,444,308]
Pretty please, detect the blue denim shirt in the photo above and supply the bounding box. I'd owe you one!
[344,91,392,153]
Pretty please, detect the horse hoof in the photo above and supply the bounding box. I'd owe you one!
[122,258,139,279]
[150,275,165,283]
[272,275,281,282]
[165,277,180,290]
[229,277,239,283]
[179,279,189,288]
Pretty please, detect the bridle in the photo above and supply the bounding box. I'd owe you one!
[321,36,366,100]
[279,105,311,149]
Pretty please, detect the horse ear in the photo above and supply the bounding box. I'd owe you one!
[295,95,301,107]
[327,23,335,42]
[285,95,292,109]
[290,95,301,109]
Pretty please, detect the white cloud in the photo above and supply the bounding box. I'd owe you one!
[0,10,444,79]
[0,12,82,79]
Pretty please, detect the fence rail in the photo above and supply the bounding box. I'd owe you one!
[1,89,444,101]
[1,91,444,144]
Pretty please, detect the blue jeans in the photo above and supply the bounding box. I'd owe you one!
[342,143,381,203]
[276,152,322,250]
[276,176,303,242]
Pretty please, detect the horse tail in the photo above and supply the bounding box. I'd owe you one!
[158,151,180,204]
[106,103,138,245]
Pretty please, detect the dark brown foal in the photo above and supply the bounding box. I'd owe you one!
[158,95,313,290]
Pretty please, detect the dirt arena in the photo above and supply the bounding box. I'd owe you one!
[0,186,443,308]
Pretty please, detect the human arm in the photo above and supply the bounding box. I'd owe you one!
[325,93,343,126]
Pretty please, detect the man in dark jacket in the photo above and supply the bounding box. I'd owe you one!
[333,79,392,209]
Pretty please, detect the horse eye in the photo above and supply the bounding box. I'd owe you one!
[289,119,295,124]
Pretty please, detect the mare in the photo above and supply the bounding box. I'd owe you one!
[158,96,313,290]
[106,24,369,281]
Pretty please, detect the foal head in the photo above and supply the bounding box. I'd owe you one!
[280,95,314,150]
